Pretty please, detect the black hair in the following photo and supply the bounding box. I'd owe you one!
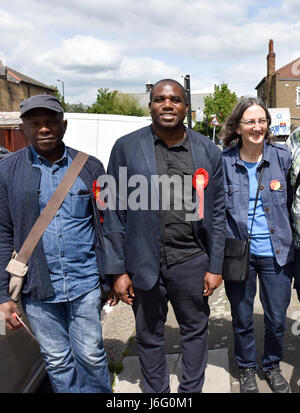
[149,79,188,103]
[219,97,273,148]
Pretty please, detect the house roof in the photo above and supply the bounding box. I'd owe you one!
[0,112,21,128]
[276,57,300,79]
[256,57,300,89]
[3,65,55,91]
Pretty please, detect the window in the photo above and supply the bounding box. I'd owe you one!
[297,87,300,105]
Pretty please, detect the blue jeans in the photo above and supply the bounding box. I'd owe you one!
[225,255,292,371]
[22,287,112,393]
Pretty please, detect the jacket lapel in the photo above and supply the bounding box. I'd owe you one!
[138,125,159,196]
[138,126,157,174]
[189,130,207,170]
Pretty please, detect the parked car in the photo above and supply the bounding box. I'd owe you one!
[0,146,11,160]
[0,303,46,393]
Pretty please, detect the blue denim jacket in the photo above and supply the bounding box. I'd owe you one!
[222,141,294,267]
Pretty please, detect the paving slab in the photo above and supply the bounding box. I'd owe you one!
[113,348,230,393]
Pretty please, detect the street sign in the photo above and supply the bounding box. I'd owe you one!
[196,109,204,122]
[209,115,219,127]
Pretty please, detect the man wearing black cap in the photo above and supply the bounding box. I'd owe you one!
[0,95,112,393]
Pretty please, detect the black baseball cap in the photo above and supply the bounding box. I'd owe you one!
[20,94,63,117]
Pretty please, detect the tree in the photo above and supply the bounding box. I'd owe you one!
[51,86,88,112]
[88,88,148,116]
[194,83,237,141]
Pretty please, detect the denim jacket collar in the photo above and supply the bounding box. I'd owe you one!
[231,140,272,168]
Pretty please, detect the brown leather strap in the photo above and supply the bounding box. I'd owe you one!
[16,151,89,264]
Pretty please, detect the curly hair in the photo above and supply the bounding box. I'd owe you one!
[219,97,273,148]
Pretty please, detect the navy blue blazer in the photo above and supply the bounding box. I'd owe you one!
[102,125,226,291]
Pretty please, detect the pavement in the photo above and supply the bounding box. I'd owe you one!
[101,282,300,394]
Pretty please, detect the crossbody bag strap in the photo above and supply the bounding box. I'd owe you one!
[16,151,89,265]
[249,164,265,238]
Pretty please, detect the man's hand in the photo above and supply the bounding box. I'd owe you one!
[203,272,222,296]
[0,301,22,330]
[106,289,120,307]
[112,273,134,306]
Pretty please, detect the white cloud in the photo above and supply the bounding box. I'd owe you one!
[1,1,300,104]
[38,36,122,73]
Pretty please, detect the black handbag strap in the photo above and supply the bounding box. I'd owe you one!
[249,165,265,239]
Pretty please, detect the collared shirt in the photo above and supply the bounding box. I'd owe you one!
[153,130,203,266]
[222,140,294,266]
[31,145,99,302]
[286,127,300,248]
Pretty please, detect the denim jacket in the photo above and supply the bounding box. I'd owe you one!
[222,141,294,267]
[0,146,108,304]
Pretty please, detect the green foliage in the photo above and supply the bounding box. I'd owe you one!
[52,86,64,105]
[88,88,118,114]
[195,83,237,141]
[51,86,149,116]
[88,88,148,116]
[64,102,88,113]
[193,120,209,137]
[51,86,88,112]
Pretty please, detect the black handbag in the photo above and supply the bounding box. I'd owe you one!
[222,165,265,282]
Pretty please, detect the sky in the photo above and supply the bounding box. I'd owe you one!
[1,0,300,105]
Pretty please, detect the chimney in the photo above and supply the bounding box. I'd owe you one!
[267,39,276,76]
[145,81,153,92]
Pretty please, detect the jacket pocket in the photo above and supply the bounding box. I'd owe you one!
[224,184,239,210]
[269,179,287,206]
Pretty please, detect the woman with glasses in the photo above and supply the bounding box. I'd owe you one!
[220,98,294,393]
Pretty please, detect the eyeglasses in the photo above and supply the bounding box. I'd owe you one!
[239,119,269,127]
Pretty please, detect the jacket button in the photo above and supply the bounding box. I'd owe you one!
[265,207,269,212]
[260,185,264,190]
[270,228,275,233]
[280,185,283,190]
[275,249,280,254]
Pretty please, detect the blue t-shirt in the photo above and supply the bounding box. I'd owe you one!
[244,161,275,257]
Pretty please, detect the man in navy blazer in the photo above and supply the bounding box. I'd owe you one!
[103,79,226,393]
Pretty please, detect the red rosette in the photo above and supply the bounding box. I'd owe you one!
[192,169,209,220]
[92,179,104,222]
[192,168,209,189]
[92,180,100,199]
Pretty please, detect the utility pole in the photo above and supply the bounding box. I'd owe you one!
[184,74,192,129]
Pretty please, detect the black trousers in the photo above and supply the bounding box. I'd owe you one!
[132,253,210,393]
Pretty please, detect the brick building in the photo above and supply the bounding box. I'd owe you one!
[255,40,300,131]
[0,60,55,111]
[0,62,56,151]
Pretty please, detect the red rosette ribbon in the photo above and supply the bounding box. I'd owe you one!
[92,180,105,222]
[192,168,209,219]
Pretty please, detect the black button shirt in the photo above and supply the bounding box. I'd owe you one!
[154,131,203,266]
